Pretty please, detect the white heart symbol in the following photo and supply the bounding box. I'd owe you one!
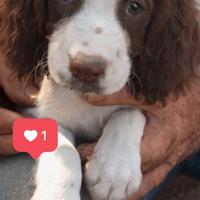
[24,130,38,142]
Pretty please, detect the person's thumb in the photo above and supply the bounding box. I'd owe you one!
[3,81,38,106]
[0,135,17,155]
[85,87,134,106]
[0,108,23,133]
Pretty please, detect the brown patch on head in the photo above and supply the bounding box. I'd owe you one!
[117,0,200,104]
[118,0,153,55]
[47,0,83,34]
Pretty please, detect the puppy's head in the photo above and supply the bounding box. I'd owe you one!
[48,0,152,95]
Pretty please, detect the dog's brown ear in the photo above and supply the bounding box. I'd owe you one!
[0,0,48,78]
[133,0,200,104]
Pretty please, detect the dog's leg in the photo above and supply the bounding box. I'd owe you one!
[31,127,82,200]
[85,109,146,200]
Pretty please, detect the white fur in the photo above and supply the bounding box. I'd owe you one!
[31,0,146,199]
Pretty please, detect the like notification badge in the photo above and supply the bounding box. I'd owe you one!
[13,119,58,159]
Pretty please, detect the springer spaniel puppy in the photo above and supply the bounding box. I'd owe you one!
[1,0,200,200]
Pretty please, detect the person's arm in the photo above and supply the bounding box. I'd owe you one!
[78,82,200,199]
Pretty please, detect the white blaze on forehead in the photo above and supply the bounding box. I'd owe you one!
[84,0,118,10]
[63,0,129,60]
[68,0,120,36]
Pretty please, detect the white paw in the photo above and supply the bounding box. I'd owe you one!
[85,152,142,200]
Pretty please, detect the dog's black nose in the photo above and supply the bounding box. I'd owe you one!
[70,53,106,82]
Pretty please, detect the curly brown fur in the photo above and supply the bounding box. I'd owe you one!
[131,0,200,103]
[0,0,48,79]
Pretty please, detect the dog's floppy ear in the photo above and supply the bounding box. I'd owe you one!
[0,0,48,78]
[133,0,200,104]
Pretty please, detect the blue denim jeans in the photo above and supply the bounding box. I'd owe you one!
[143,151,200,200]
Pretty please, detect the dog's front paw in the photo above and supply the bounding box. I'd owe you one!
[85,153,142,200]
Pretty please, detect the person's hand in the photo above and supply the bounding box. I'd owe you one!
[0,57,38,155]
[0,57,38,106]
[78,83,200,199]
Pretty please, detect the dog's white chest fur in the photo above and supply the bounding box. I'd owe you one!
[37,77,120,140]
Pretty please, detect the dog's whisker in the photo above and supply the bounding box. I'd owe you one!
[22,65,39,95]
[129,67,143,94]
[22,51,48,95]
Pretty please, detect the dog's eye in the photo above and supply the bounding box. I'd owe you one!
[127,1,143,15]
